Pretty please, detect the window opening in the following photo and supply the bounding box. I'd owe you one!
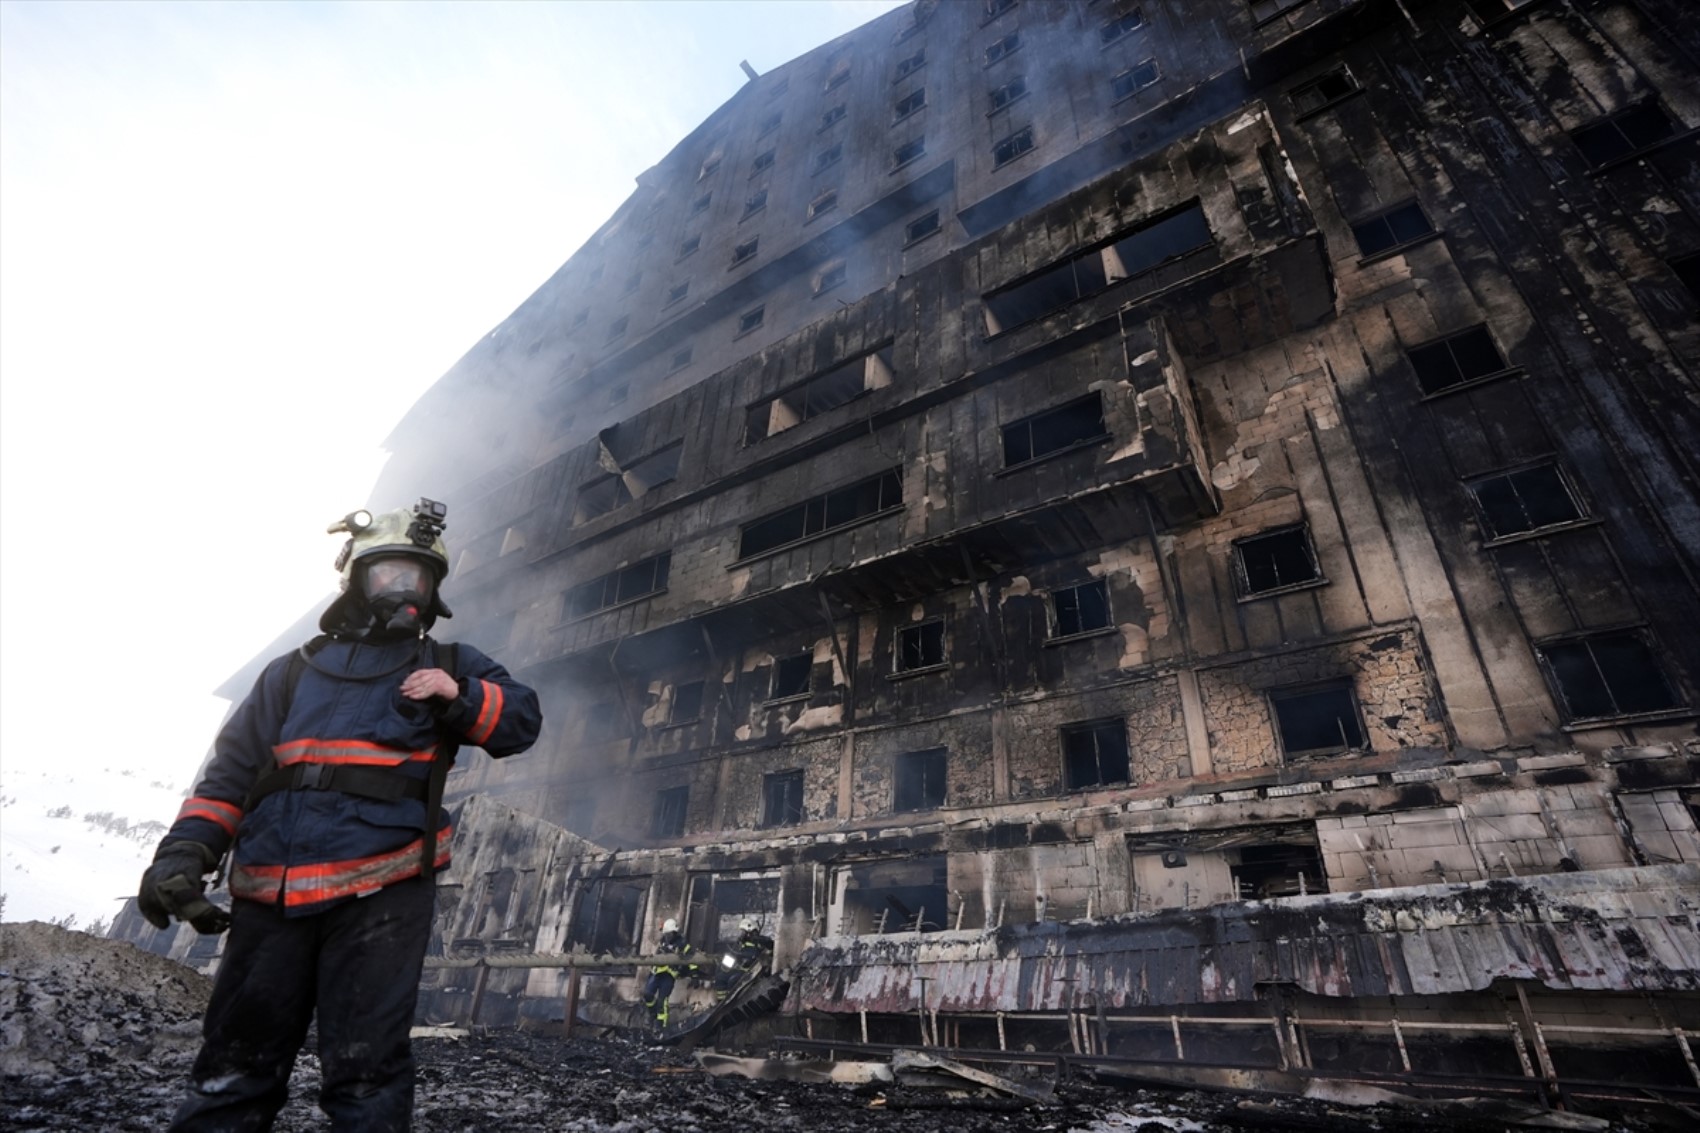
[820,104,846,130]
[814,143,844,174]
[897,619,945,671]
[1540,631,1679,720]
[605,316,628,344]
[1111,60,1159,100]
[1407,325,1509,394]
[574,475,631,525]
[993,126,1035,166]
[731,237,759,266]
[758,111,782,137]
[688,873,781,952]
[1235,525,1321,595]
[824,61,850,92]
[1100,9,1144,45]
[894,88,926,121]
[669,346,693,371]
[830,855,947,934]
[905,210,940,244]
[698,154,722,181]
[808,189,839,220]
[744,189,768,218]
[1571,101,1679,168]
[894,748,948,812]
[568,876,647,954]
[665,281,689,306]
[770,653,812,700]
[761,769,806,827]
[893,137,926,168]
[1232,843,1325,900]
[1270,682,1365,755]
[1467,463,1584,540]
[737,305,765,335]
[669,680,705,725]
[1052,579,1111,638]
[1289,65,1359,116]
[1672,253,1700,304]
[738,469,903,559]
[678,235,701,259]
[814,261,847,295]
[1002,393,1107,466]
[744,344,895,443]
[1351,200,1434,257]
[989,75,1028,113]
[691,193,712,215]
[986,33,1021,65]
[1063,719,1130,789]
[896,49,926,79]
[565,553,671,618]
[750,148,775,175]
[652,786,689,838]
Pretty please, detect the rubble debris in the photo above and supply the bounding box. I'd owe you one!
[891,1048,1055,1103]
[693,1051,894,1084]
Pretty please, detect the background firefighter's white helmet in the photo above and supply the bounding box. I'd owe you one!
[739,919,757,933]
[319,500,453,632]
[662,918,680,933]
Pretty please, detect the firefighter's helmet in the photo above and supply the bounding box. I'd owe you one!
[663,918,680,933]
[739,918,757,933]
[319,499,453,632]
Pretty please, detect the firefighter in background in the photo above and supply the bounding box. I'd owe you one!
[137,500,541,1133]
[714,918,775,998]
[641,918,698,1028]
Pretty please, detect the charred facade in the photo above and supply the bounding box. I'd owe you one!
[138,0,1700,1088]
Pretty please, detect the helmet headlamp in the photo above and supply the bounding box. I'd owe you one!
[326,509,374,535]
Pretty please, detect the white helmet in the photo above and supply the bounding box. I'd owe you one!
[739,918,757,932]
[662,918,679,933]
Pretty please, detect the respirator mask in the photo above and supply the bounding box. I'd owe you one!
[361,555,435,637]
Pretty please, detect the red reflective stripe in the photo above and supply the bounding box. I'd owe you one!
[469,679,504,746]
[177,797,242,836]
[271,738,433,766]
[279,832,454,908]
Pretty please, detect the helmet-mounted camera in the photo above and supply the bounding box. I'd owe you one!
[407,497,448,549]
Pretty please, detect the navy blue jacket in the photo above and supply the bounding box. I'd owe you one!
[167,636,540,917]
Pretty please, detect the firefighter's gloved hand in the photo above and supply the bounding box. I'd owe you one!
[138,841,230,934]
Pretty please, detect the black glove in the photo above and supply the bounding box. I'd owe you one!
[138,840,230,934]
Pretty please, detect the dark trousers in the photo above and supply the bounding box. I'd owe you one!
[641,970,676,1024]
[171,876,436,1133]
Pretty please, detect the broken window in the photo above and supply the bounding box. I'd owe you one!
[565,552,671,618]
[737,305,765,335]
[1270,682,1365,755]
[698,154,722,181]
[824,60,850,92]
[893,137,926,168]
[1289,64,1359,117]
[820,104,846,131]
[738,469,903,558]
[985,32,1020,65]
[894,749,948,812]
[1234,525,1321,595]
[761,769,806,828]
[830,855,948,934]
[808,189,839,220]
[731,237,758,267]
[904,210,940,245]
[651,786,689,838]
[569,876,648,954]
[678,235,700,259]
[769,653,812,701]
[897,619,946,672]
[894,88,927,121]
[1539,630,1679,721]
[989,75,1028,113]
[743,345,896,443]
[1002,393,1107,467]
[574,444,680,525]
[743,188,768,218]
[750,148,775,175]
[895,49,926,80]
[1111,60,1159,100]
[993,126,1035,166]
[669,346,693,372]
[1099,8,1144,44]
[983,202,1212,334]
[1407,324,1509,394]
[1467,462,1585,540]
[688,873,781,950]
[669,680,705,725]
[1052,578,1112,638]
[1063,718,1131,789]
[1570,101,1679,168]
[1351,200,1434,257]
[665,281,689,306]
[1130,824,1325,911]
[814,260,847,295]
[573,474,631,525]
[814,143,843,174]
[1233,843,1325,900]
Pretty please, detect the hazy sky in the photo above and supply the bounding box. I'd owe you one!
[0,0,903,926]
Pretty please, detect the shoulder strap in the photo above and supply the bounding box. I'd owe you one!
[420,642,463,876]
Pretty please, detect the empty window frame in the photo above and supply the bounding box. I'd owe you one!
[820,104,847,131]
[1111,60,1159,100]
[665,281,690,307]
[605,316,629,344]
[750,148,776,175]
[698,154,722,181]
[897,619,946,672]
[1251,0,1311,22]
[1538,630,1680,721]
[744,345,895,442]
[1406,325,1510,394]
[904,210,940,245]
[624,442,682,496]
[574,474,631,524]
[1100,8,1145,45]
[1467,463,1586,540]
[824,61,850,92]
[983,202,1212,334]
[669,680,705,725]
[731,237,759,266]
[1289,64,1359,117]
[895,49,926,80]
[808,189,839,220]
[737,305,765,335]
[1570,101,1680,168]
[678,235,701,259]
[894,748,948,812]
[1351,200,1435,258]
[652,786,689,838]
[814,260,847,295]
[985,33,1021,65]
[565,552,671,618]
[738,469,903,558]
[993,126,1035,166]
[1052,579,1112,638]
[1062,719,1131,789]
[1270,682,1366,755]
[894,88,926,121]
[669,346,693,372]
[893,137,926,168]
[1002,393,1107,467]
[814,143,844,174]
[1234,525,1322,596]
[989,75,1028,114]
[743,188,768,218]
[769,653,813,700]
[761,770,806,828]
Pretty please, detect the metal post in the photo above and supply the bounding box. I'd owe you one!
[1516,984,1560,1103]
[1674,1028,1700,1089]
[1390,1015,1412,1073]
[469,962,489,1027]
[1171,1015,1186,1060]
[997,1011,1007,1051]
[859,1008,869,1045]
[563,967,580,1039]
[1506,1014,1536,1080]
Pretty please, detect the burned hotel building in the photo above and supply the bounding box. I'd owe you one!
[139,0,1700,1086]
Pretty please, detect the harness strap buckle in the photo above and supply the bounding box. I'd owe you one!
[296,763,331,790]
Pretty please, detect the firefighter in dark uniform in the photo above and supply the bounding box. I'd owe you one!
[137,500,541,1133]
[715,918,775,998]
[641,918,697,1028]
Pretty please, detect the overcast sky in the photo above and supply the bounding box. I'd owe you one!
[0,0,903,927]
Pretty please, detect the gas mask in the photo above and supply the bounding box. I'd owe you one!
[361,555,436,637]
